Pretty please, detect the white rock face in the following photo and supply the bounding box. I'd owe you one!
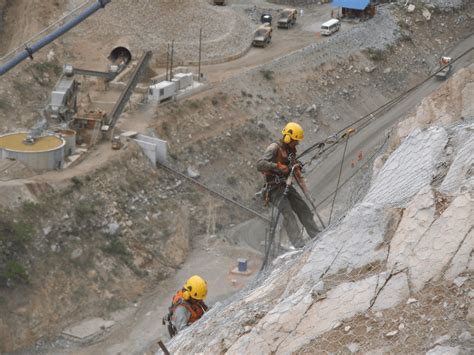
[461,82,474,118]
[439,122,474,195]
[408,192,473,291]
[163,70,473,355]
[426,345,460,355]
[444,228,474,281]
[365,127,448,206]
[388,186,436,272]
[372,272,409,311]
[273,275,380,355]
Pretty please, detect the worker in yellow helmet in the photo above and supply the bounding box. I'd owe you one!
[163,275,208,337]
[257,122,320,248]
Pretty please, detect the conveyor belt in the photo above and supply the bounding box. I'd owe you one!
[107,50,152,130]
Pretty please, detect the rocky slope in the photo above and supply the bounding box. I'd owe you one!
[0,144,195,351]
[164,63,474,355]
[0,1,473,353]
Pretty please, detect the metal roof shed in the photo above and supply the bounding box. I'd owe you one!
[333,0,370,10]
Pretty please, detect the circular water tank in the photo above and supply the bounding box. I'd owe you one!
[0,132,65,171]
[55,129,76,157]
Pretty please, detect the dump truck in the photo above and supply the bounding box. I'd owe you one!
[252,23,272,48]
[111,135,123,150]
[277,8,297,29]
[435,56,452,80]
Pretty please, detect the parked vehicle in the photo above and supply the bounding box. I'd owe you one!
[213,0,225,5]
[435,56,452,80]
[261,13,272,25]
[252,23,272,48]
[277,8,297,29]
[321,19,340,36]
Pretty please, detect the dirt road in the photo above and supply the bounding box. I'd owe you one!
[194,3,344,84]
[306,34,474,222]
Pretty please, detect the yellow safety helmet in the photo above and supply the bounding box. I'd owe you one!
[282,122,304,144]
[183,275,208,300]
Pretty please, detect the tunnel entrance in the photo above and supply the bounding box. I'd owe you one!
[109,46,132,65]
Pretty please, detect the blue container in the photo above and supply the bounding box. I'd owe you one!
[238,258,248,272]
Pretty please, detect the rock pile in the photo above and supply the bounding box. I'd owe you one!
[72,0,253,64]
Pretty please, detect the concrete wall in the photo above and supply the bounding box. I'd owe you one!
[133,134,168,164]
[1,147,65,171]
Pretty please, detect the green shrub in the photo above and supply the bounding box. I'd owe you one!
[71,176,83,188]
[103,239,129,256]
[31,61,62,76]
[226,176,237,185]
[0,260,29,287]
[0,219,34,250]
[188,100,201,109]
[0,98,10,110]
[75,201,97,218]
[260,69,274,80]
[366,48,384,61]
[13,80,30,96]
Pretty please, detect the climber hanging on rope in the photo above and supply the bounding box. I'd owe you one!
[256,122,321,248]
[162,275,208,338]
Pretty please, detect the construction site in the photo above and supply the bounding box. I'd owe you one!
[0,0,472,354]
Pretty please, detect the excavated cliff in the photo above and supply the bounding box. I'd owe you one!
[163,65,474,355]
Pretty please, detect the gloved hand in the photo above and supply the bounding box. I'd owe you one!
[276,162,290,175]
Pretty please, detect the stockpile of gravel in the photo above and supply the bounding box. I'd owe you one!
[420,0,465,10]
[73,0,253,64]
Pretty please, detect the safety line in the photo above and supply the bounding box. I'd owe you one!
[298,46,474,162]
[156,161,271,223]
[328,132,351,225]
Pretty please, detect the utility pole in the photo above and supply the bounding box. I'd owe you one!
[170,40,174,80]
[198,28,202,82]
[166,43,169,81]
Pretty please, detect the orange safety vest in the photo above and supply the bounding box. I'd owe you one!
[263,141,298,184]
[170,290,208,325]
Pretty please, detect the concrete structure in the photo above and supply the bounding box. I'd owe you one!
[148,81,176,102]
[47,76,79,121]
[0,132,65,171]
[132,134,168,164]
[173,73,193,90]
[54,129,76,156]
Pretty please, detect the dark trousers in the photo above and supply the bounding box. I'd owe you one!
[269,185,320,248]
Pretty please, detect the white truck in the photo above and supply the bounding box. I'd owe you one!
[435,56,452,80]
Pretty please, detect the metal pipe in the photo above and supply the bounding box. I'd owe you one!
[0,0,112,76]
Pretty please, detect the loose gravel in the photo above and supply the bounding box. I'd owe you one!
[71,0,254,64]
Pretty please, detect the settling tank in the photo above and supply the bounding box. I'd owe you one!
[55,129,76,156]
[0,132,65,171]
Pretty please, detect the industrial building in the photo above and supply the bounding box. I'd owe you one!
[0,132,65,171]
[332,0,376,18]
